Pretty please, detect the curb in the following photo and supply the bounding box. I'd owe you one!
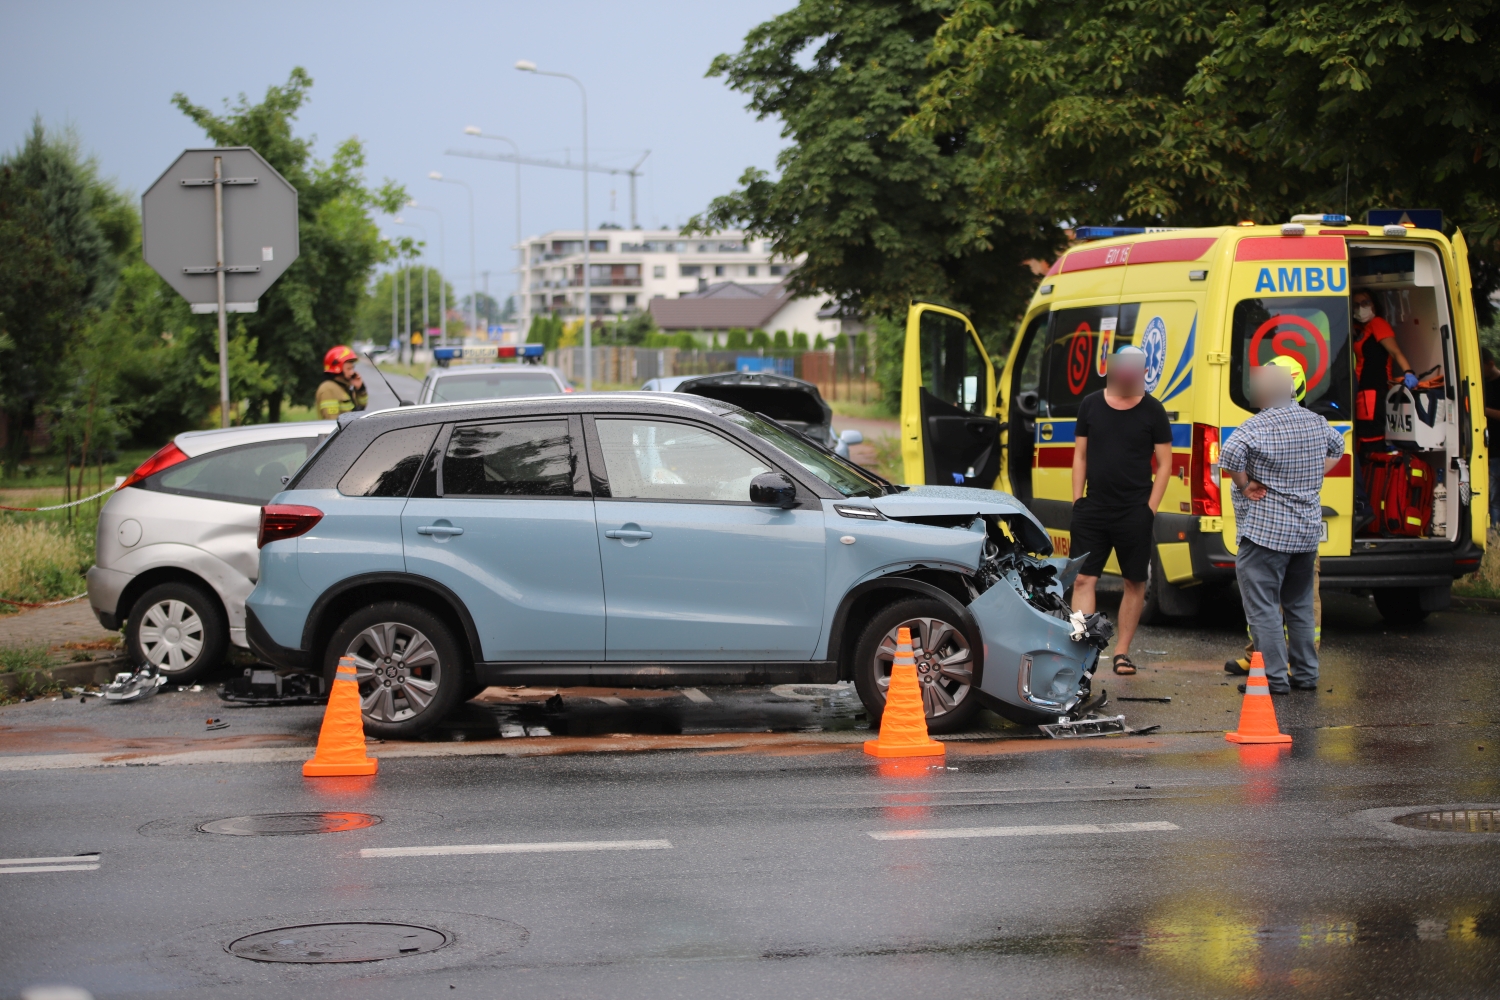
[0,653,128,696]
[1452,596,1500,614]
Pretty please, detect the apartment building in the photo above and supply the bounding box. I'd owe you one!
[516,228,793,332]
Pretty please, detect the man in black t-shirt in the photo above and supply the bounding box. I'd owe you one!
[1483,348,1500,528]
[1070,345,1174,675]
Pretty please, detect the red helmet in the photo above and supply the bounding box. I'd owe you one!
[324,345,358,373]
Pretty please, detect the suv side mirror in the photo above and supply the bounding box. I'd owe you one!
[749,471,797,508]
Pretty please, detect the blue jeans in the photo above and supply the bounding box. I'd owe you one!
[1236,540,1318,691]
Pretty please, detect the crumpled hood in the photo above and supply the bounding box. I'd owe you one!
[870,485,1053,555]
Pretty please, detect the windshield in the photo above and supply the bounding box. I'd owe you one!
[431,370,562,403]
[720,409,886,498]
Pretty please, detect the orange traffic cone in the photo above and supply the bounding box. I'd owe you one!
[303,656,379,776]
[865,627,945,758]
[1225,652,1292,745]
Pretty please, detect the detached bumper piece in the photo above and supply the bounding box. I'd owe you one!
[218,668,328,706]
[1038,714,1160,739]
[102,668,166,703]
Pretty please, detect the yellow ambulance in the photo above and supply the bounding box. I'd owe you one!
[901,214,1487,624]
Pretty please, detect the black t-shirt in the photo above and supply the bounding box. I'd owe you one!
[1484,373,1500,440]
[1075,390,1173,508]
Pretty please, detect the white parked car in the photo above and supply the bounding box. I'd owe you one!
[87,421,336,681]
[418,363,571,404]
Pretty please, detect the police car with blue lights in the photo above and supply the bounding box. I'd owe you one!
[417,344,573,404]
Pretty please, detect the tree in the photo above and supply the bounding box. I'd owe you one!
[355,266,454,346]
[172,68,406,420]
[913,0,1500,321]
[690,0,1062,349]
[0,122,125,464]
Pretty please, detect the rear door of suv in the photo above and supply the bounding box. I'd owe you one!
[400,415,606,661]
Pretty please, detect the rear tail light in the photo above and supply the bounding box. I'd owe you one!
[1190,423,1222,516]
[118,442,189,490]
[258,505,323,548]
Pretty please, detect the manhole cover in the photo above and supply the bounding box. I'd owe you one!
[227,922,449,963]
[1393,808,1498,833]
[198,812,381,836]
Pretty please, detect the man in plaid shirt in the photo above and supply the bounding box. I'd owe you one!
[1219,357,1345,694]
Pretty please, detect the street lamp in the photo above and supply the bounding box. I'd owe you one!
[429,171,479,338]
[393,216,427,361]
[517,58,592,391]
[463,126,524,322]
[405,200,447,347]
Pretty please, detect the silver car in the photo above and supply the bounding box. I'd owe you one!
[87,422,335,681]
[418,363,571,404]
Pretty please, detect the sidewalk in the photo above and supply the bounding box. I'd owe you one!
[0,601,116,650]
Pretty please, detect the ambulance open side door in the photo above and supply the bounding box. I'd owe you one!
[900,302,1002,487]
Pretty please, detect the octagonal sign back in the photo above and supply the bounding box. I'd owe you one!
[142,147,299,309]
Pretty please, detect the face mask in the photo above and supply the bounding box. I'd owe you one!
[1354,305,1374,324]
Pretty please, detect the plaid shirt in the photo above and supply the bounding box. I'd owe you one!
[1219,404,1344,553]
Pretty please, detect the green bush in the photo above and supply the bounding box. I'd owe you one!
[725,328,749,350]
[750,330,771,349]
[792,331,810,351]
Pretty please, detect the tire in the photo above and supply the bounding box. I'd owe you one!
[852,598,982,735]
[1139,554,1202,625]
[1373,587,1429,625]
[325,601,464,739]
[125,581,228,683]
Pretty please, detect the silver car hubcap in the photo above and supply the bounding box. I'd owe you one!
[873,617,973,719]
[346,622,441,723]
[138,600,205,674]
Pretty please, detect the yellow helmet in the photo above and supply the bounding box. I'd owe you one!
[1264,354,1307,402]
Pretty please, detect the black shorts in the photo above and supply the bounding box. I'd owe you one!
[1069,498,1155,582]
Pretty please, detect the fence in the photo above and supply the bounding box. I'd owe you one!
[545,345,876,399]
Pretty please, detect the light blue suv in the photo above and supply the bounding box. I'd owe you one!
[246,394,1111,738]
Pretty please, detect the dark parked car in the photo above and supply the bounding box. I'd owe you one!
[642,372,863,457]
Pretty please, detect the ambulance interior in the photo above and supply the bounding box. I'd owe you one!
[1349,242,1462,542]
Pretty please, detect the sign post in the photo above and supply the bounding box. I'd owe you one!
[142,147,299,427]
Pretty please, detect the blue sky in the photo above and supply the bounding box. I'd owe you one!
[0,0,793,302]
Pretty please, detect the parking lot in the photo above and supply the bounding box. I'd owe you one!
[3,590,1495,999]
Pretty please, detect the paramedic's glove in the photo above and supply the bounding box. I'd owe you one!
[1403,370,1418,389]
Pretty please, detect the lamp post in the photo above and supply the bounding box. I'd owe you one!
[463,127,523,315]
[429,171,478,338]
[517,59,592,391]
[405,200,446,347]
[393,216,427,360]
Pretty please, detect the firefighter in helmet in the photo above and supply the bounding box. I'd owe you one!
[316,345,368,420]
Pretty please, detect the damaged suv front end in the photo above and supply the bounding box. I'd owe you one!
[856,487,1114,725]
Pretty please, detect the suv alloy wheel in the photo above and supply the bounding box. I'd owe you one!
[325,601,464,739]
[853,597,982,734]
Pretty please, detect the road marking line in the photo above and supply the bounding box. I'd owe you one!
[0,864,100,874]
[680,688,713,705]
[361,839,672,858]
[0,854,100,865]
[593,696,628,707]
[868,821,1179,841]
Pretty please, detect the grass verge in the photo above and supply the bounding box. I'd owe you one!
[1453,530,1500,600]
[0,500,97,613]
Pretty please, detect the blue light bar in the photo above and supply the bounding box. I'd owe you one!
[433,344,545,361]
[1073,226,1146,240]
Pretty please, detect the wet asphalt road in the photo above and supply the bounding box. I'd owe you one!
[1,592,1497,999]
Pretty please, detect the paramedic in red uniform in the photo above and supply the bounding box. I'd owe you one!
[1352,289,1416,441]
[1352,289,1416,528]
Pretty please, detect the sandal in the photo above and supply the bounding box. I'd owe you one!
[1111,654,1138,676]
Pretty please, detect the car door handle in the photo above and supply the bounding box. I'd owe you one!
[416,524,464,536]
[604,528,653,540]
